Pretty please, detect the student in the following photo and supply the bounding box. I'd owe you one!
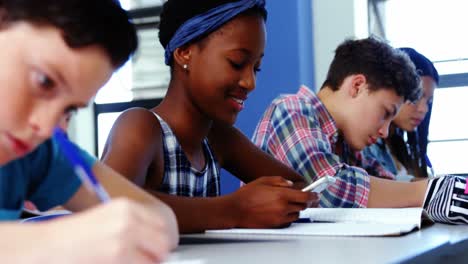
[0,0,178,262]
[362,48,439,181]
[102,0,318,233]
[252,37,468,224]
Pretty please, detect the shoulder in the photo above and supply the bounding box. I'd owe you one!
[110,107,162,140]
[103,107,163,158]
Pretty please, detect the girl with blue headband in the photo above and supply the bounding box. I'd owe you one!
[102,0,318,233]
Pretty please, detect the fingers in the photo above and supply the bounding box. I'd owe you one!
[133,222,171,263]
[119,202,173,262]
[285,212,301,223]
[255,176,293,188]
[282,188,319,205]
[102,199,173,263]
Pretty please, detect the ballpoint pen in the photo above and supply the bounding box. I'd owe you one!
[53,127,110,202]
[425,155,435,179]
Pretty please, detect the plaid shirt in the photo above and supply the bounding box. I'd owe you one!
[252,85,380,208]
[155,114,220,197]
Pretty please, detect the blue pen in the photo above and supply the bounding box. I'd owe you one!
[425,155,435,178]
[53,127,111,202]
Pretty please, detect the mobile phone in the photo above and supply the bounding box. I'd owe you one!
[301,176,336,193]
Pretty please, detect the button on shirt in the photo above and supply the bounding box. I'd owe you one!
[253,85,380,207]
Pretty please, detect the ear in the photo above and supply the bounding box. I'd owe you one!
[349,74,367,98]
[173,44,192,70]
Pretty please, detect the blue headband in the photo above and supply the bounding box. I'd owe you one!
[164,0,265,65]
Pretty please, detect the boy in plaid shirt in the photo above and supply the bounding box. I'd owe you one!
[253,37,468,224]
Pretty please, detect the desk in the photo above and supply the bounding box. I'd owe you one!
[165,224,468,264]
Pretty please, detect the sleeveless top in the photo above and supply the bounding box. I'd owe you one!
[154,113,220,197]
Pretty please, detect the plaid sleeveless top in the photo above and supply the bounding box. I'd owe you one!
[154,113,220,197]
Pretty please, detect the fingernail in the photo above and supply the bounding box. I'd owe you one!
[286,180,293,186]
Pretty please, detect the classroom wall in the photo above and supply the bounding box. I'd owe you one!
[220,0,316,194]
[312,0,368,89]
[220,0,369,194]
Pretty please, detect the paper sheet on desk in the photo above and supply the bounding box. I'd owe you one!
[206,222,420,237]
[206,208,433,237]
[163,259,205,264]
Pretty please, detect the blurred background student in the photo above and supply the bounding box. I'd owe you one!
[362,47,439,181]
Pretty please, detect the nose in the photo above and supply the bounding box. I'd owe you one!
[378,120,392,139]
[416,99,429,114]
[238,67,256,92]
[29,106,63,140]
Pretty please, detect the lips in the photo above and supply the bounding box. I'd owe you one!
[227,93,247,112]
[368,137,377,145]
[411,118,423,126]
[6,133,31,156]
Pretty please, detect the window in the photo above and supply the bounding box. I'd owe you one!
[381,0,468,174]
[92,0,167,156]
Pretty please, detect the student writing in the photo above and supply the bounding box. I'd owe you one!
[0,1,178,262]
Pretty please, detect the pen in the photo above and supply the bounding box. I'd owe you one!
[425,155,435,179]
[53,127,111,202]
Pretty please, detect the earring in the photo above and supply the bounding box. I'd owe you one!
[183,64,188,70]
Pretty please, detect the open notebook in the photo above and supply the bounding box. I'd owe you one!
[206,208,433,237]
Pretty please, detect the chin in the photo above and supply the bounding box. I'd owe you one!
[349,141,365,152]
[403,124,417,132]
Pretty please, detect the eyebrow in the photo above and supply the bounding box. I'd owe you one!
[234,48,264,59]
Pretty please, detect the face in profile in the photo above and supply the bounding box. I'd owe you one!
[0,22,113,164]
[341,79,404,151]
[181,13,266,125]
[392,76,436,131]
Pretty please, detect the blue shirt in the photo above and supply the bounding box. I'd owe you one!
[362,138,398,176]
[0,138,96,220]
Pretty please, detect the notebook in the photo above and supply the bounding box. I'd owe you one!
[206,208,433,237]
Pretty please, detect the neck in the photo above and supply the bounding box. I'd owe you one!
[154,78,212,152]
[317,86,346,130]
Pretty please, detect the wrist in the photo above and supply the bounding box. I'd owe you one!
[219,193,241,228]
[414,179,429,207]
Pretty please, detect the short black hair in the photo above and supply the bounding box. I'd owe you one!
[322,37,422,103]
[399,47,439,85]
[0,0,138,69]
[159,0,267,65]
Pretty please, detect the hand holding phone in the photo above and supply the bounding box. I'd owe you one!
[301,176,336,193]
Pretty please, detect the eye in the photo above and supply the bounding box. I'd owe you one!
[228,59,244,70]
[64,106,78,115]
[32,70,56,92]
[383,109,392,120]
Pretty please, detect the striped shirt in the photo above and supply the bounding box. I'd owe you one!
[154,113,220,197]
[252,85,376,208]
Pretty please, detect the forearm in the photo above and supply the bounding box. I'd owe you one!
[367,176,428,208]
[149,191,237,233]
